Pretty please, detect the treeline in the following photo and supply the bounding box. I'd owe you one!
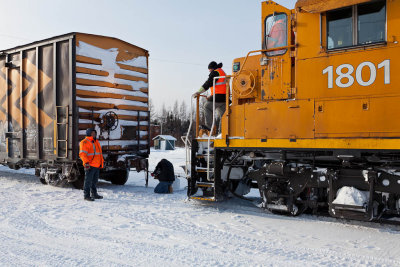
[149,99,202,147]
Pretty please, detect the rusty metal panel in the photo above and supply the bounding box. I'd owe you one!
[0,34,75,165]
[74,33,150,158]
[0,32,149,167]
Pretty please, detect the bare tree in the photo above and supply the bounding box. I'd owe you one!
[148,98,157,124]
[172,100,179,119]
[179,100,188,121]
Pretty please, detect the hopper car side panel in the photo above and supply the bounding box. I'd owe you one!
[0,32,149,187]
[0,35,74,166]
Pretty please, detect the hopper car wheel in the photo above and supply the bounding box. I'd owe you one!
[233,70,256,98]
[71,175,84,190]
[111,169,129,185]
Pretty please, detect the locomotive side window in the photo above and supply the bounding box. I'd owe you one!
[265,13,287,56]
[326,8,353,49]
[326,0,386,50]
[358,1,386,45]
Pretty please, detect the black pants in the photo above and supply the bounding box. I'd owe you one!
[84,167,99,197]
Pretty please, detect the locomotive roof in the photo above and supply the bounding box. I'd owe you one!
[296,0,374,13]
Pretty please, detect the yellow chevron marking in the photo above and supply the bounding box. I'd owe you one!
[23,58,53,128]
[38,62,53,128]
[23,59,38,126]
[0,67,6,122]
[8,69,23,127]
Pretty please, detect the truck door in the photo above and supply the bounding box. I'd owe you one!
[261,2,294,100]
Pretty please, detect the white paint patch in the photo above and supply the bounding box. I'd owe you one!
[76,97,148,108]
[77,85,148,98]
[76,62,148,79]
[76,41,148,91]
[79,108,148,117]
[117,56,147,68]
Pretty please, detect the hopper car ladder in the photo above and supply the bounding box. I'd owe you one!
[56,105,69,159]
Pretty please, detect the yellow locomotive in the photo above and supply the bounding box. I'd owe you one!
[188,0,400,222]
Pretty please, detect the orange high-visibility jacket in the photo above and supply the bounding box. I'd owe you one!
[79,136,104,168]
[210,68,227,95]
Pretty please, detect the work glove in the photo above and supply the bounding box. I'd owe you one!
[84,163,90,171]
[192,87,205,98]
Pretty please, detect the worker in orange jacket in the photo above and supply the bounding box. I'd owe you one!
[192,61,227,135]
[79,128,104,201]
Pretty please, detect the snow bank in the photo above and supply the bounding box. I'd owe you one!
[1,148,400,266]
[333,186,369,207]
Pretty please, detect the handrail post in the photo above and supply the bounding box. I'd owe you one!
[225,76,231,146]
[196,95,200,138]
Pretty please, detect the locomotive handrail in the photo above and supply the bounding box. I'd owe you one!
[183,96,194,179]
[234,45,296,77]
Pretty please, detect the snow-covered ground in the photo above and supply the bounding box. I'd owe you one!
[0,148,400,266]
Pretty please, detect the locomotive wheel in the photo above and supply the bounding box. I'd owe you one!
[110,169,129,185]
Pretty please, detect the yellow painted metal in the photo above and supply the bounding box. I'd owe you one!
[296,0,373,13]
[190,196,216,201]
[214,138,400,150]
[215,0,400,152]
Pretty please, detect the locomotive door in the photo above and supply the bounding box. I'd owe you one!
[262,2,294,100]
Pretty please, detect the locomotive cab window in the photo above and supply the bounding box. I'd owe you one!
[265,13,287,56]
[326,0,386,50]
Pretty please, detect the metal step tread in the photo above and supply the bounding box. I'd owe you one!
[196,153,214,158]
[190,196,216,201]
[196,182,214,188]
[195,167,214,173]
[196,138,215,142]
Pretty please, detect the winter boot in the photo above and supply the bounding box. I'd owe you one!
[84,196,94,201]
[168,185,173,194]
[93,194,103,199]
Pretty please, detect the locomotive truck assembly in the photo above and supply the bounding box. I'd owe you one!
[0,33,150,188]
[187,0,400,223]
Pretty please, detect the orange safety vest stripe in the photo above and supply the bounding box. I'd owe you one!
[210,68,227,95]
[79,137,104,168]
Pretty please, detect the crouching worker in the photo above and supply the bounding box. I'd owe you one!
[152,159,175,194]
[79,128,104,201]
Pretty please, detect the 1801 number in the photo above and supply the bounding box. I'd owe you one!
[322,60,390,88]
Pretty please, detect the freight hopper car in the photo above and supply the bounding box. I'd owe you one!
[188,0,400,222]
[0,33,150,188]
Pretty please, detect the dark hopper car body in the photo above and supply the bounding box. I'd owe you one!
[0,32,150,187]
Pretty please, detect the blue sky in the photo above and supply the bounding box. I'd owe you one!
[0,0,296,113]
